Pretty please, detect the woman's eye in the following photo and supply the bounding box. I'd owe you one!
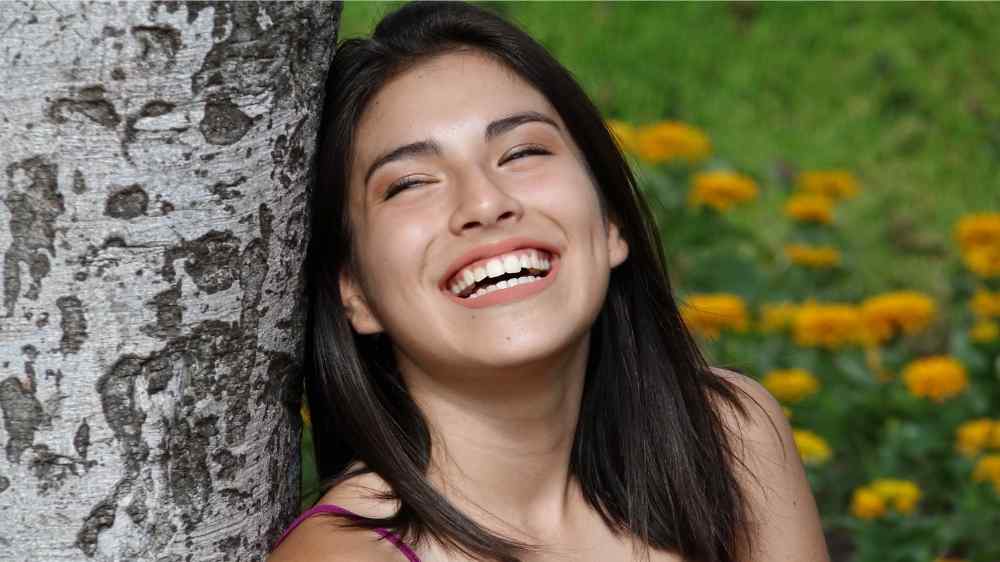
[384,177,425,200]
[500,145,550,165]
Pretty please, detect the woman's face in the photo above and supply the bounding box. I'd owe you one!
[342,51,628,375]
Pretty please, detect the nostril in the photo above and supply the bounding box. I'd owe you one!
[464,211,514,230]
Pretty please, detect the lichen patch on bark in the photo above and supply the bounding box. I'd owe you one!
[104,184,150,219]
[56,295,88,354]
[47,85,121,129]
[74,419,91,459]
[141,282,183,340]
[161,229,242,295]
[199,97,253,146]
[3,155,64,317]
[0,377,46,463]
[131,25,182,68]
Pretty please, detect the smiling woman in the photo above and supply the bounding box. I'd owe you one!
[269,3,830,562]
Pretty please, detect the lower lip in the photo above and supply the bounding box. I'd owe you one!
[446,258,560,309]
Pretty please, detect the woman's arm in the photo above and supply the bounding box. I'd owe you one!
[712,367,832,562]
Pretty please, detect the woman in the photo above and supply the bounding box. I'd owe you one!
[271,3,829,562]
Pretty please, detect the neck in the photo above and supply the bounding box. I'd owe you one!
[399,335,591,541]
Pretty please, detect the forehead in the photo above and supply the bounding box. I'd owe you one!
[353,51,561,163]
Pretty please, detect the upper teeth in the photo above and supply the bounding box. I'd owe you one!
[449,250,551,295]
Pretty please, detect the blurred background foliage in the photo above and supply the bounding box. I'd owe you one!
[300,4,1000,562]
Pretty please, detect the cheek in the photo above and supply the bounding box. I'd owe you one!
[551,174,611,265]
[557,178,606,242]
[355,216,433,296]
[526,163,602,219]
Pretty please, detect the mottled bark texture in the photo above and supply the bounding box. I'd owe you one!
[0,2,340,560]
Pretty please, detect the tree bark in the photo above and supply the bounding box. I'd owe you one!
[0,2,340,560]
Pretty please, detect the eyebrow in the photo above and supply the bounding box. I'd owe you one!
[485,111,560,142]
[362,111,561,187]
[363,140,441,186]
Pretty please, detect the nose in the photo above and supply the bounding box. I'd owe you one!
[448,166,523,234]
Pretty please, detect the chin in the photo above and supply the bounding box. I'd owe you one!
[462,325,591,372]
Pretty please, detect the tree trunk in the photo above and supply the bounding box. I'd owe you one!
[0,2,340,559]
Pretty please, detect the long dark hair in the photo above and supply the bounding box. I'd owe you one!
[304,3,757,562]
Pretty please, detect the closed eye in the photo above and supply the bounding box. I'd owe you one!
[499,145,551,165]
[384,176,430,200]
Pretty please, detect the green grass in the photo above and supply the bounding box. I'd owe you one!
[338,1,1000,297]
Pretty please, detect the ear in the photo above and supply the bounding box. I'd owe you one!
[339,268,384,335]
[607,220,629,269]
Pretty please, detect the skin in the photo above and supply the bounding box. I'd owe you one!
[270,51,830,562]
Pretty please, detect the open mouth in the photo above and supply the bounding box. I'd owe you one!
[446,249,554,299]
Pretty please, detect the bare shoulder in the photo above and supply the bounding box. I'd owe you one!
[268,467,405,562]
[708,367,831,562]
[708,366,801,492]
[709,367,786,440]
[316,465,400,518]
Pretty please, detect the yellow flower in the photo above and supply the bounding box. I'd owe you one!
[962,244,1000,278]
[956,215,1000,278]
[763,369,820,403]
[758,302,799,332]
[971,289,1000,318]
[851,478,922,518]
[606,119,638,154]
[793,429,832,465]
[970,320,1000,343]
[784,193,835,225]
[860,291,937,345]
[796,170,860,201]
[681,293,749,339]
[870,478,922,514]
[688,171,760,212]
[792,301,864,349]
[956,418,996,457]
[300,402,312,427]
[782,406,793,419]
[902,355,969,402]
[634,121,712,164]
[850,487,887,519]
[784,244,841,269]
[954,213,1000,253]
[894,491,920,514]
[969,292,1000,339]
[972,454,1000,493]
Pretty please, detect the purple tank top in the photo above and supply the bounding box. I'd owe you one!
[272,503,422,562]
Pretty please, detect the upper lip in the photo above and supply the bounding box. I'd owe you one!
[439,237,560,289]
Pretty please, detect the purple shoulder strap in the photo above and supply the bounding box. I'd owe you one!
[272,503,422,562]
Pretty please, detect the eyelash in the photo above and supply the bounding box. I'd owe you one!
[383,145,551,200]
[500,144,550,164]
[384,177,425,200]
